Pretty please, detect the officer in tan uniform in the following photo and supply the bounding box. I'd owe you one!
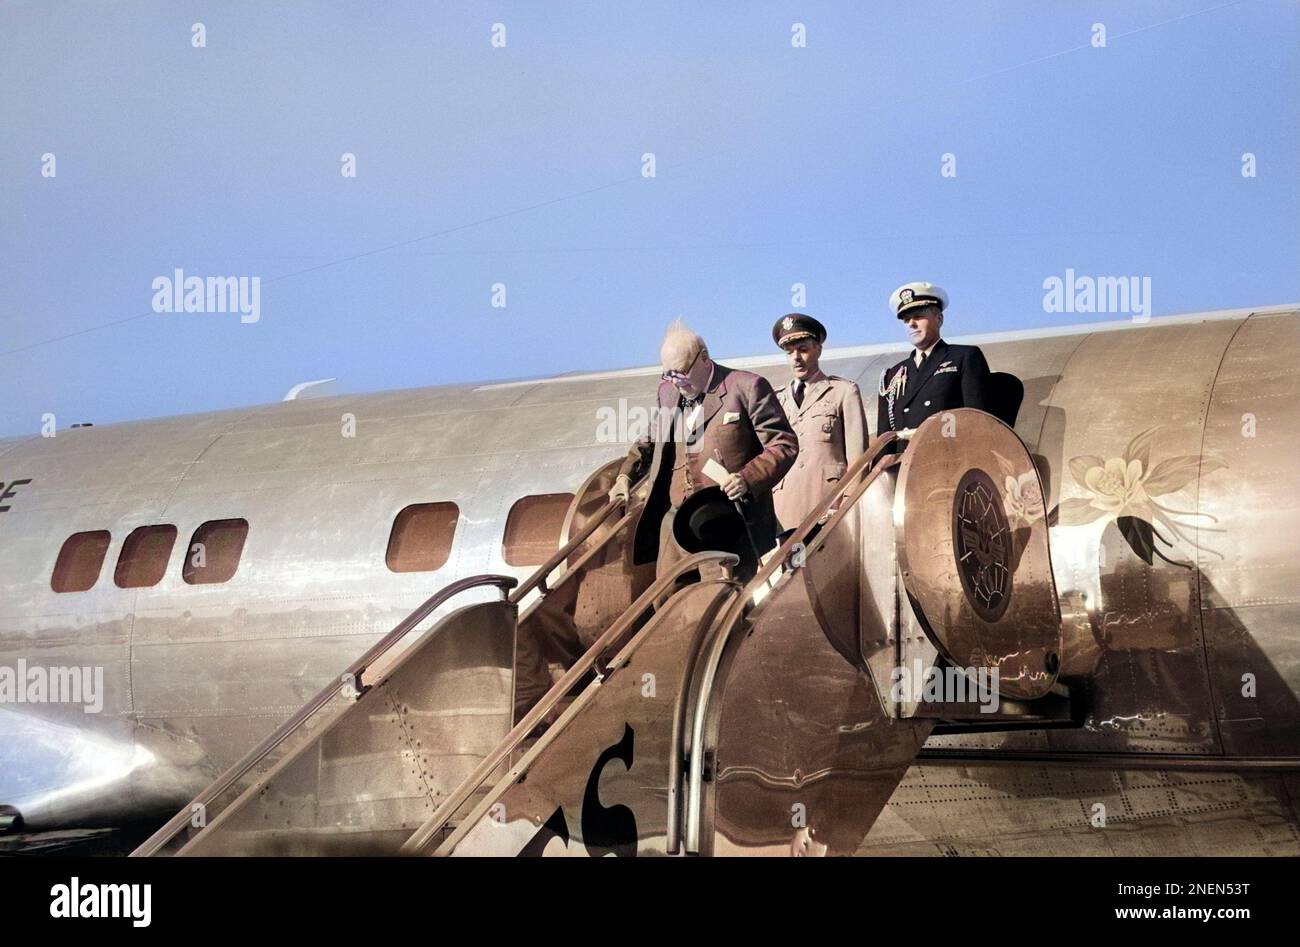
[770,313,868,533]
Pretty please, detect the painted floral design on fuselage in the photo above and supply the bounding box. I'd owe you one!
[990,450,1046,529]
[1051,427,1225,566]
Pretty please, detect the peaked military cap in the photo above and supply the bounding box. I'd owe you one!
[890,282,949,319]
[772,312,827,348]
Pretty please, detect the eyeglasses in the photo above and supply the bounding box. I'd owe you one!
[661,349,702,383]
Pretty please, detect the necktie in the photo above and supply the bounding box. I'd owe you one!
[792,380,804,408]
[914,349,927,368]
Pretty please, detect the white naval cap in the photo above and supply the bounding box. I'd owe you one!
[889,281,948,319]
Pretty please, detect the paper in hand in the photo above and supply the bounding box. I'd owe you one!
[702,457,730,486]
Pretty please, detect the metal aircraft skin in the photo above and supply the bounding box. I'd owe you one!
[1,303,1298,855]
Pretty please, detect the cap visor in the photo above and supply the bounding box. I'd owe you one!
[778,332,817,346]
[896,300,941,318]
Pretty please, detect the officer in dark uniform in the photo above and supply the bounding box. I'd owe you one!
[876,282,994,445]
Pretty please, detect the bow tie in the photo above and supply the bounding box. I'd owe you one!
[678,393,702,410]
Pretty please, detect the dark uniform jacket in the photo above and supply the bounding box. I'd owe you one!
[875,340,994,440]
[619,363,798,554]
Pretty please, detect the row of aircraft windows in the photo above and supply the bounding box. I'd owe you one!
[52,519,250,593]
[51,493,575,593]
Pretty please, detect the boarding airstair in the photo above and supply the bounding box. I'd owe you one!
[135,409,1096,857]
[131,457,651,856]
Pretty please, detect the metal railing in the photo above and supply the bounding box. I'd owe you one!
[399,549,738,855]
[133,461,639,857]
[680,433,900,852]
[510,496,628,602]
[131,572,518,857]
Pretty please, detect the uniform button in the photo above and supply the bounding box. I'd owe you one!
[903,407,909,413]
[924,400,931,407]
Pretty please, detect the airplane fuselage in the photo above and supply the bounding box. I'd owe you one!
[2,304,1299,854]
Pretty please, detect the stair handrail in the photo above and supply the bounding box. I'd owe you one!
[510,495,628,603]
[133,463,639,858]
[679,433,899,852]
[399,548,739,855]
[132,572,518,857]
[756,432,898,596]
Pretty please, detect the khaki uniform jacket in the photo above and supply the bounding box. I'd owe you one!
[772,372,868,531]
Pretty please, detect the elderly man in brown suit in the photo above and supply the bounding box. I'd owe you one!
[770,313,868,533]
[609,320,798,571]
[515,322,796,727]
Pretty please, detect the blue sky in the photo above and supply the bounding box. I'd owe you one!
[2,1,1297,436]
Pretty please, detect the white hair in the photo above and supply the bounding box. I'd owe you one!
[660,319,707,372]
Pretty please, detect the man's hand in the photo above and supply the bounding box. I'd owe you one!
[608,474,631,506]
[721,472,749,501]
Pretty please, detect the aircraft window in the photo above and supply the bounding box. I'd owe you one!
[51,531,112,593]
[386,503,459,573]
[502,493,575,567]
[115,525,178,589]
[183,519,249,585]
